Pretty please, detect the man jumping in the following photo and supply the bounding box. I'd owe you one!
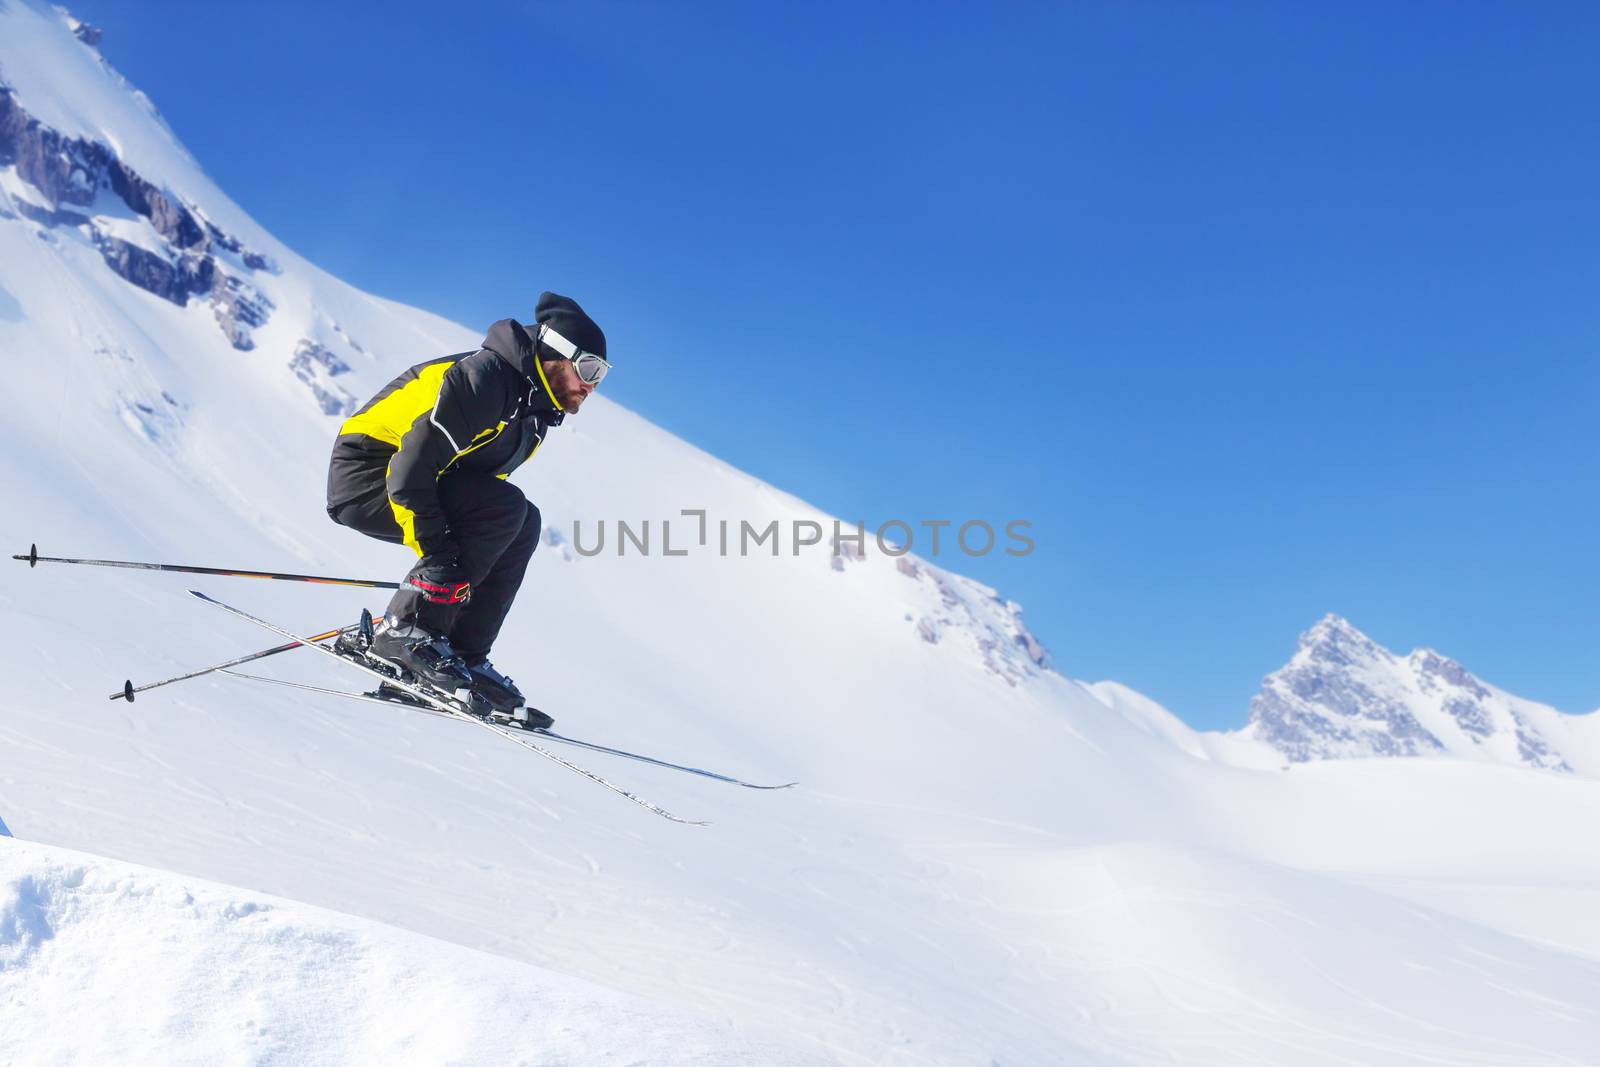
[324,291,608,716]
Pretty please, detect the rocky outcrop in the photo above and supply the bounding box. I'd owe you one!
[892,555,1050,685]
[106,159,205,249]
[0,86,276,345]
[95,236,185,302]
[65,15,102,46]
[829,532,864,572]
[204,220,279,274]
[211,276,273,350]
[0,83,344,406]
[0,87,108,207]
[288,340,357,416]
[85,229,214,306]
[11,198,88,228]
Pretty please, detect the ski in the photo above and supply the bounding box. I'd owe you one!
[221,669,460,718]
[111,623,359,702]
[536,729,798,791]
[189,590,710,826]
[220,669,798,790]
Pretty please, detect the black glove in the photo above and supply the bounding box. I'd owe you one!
[406,551,471,605]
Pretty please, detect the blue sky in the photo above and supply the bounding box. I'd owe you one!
[70,1,1599,729]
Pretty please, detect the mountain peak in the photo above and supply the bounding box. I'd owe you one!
[1247,616,1588,774]
[63,10,104,48]
[1293,613,1384,668]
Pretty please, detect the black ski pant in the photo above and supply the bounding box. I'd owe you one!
[328,470,541,663]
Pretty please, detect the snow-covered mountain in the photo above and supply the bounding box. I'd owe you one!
[5,4,1600,1064]
[1236,614,1600,775]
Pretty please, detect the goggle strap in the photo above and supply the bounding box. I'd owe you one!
[537,323,581,360]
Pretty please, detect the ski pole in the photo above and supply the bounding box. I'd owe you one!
[14,544,400,590]
[111,623,361,702]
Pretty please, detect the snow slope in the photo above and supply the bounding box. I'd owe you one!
[4,4,1600,1064]
[0,835,814,1066]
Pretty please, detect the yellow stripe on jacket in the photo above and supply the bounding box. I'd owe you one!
[338,360,456,445]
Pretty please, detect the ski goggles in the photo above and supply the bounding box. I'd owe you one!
[537,323,611,386]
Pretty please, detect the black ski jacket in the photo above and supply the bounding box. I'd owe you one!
[326,319,566,556]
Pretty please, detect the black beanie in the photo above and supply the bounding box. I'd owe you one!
[532,291,607,362]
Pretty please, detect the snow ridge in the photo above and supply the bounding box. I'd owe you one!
[0,836,809,1065]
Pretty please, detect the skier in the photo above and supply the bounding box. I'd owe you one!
[324,291,608,713]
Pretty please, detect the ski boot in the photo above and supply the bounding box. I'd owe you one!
[462,660,554,731]
[463,659,523,712]
[366,616,473,692]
